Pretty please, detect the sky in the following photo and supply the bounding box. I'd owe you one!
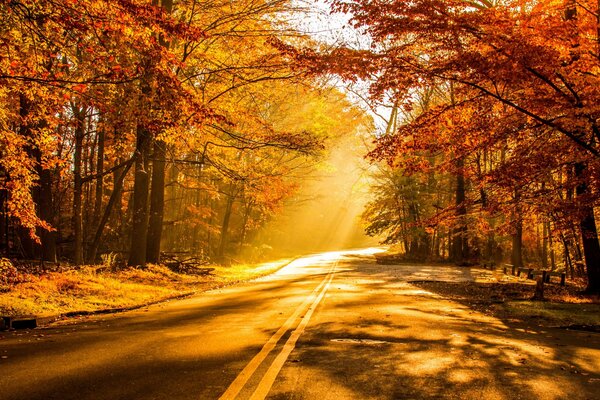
[288,0,394,133]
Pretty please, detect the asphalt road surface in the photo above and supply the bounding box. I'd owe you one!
[1,249,599,400]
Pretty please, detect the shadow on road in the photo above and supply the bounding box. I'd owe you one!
[269,255,600,400]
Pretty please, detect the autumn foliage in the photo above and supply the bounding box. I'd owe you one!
[303,0,600,292]
[0,0,368,268]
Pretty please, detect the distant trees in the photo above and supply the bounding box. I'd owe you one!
[308,0,600,292]
[0,0,368,266]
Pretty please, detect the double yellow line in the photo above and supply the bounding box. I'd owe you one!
[218,262,337,400]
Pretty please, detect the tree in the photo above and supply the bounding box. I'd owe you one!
[0,0,371,270]
[308,0,600,292]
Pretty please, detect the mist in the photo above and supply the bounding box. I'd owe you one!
[251,133,380,258]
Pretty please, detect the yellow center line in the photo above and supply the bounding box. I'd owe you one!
[248,262,337,400]
[217,262,336,400]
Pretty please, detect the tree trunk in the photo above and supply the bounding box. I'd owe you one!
[17,94,57,262]
[511,219,524,269]
[37,167,57,262]
[217,185,235,260]
[239,200,253,251]
[146,140,166,263]
[72,107,85,266]
[562,235,574,279]
[575,162,600,293]
[93,127,105,229]
[165,160,179,250]
[88,158,133,263]
[548,220,556,270]
[0,190,7,255]
[541,218,549,269]
[128,126,151,266]
[452,159,467,264]
[112,155,126,247]
[511,187,524,269]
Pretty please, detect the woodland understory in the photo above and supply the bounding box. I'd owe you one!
[2,0,600,297]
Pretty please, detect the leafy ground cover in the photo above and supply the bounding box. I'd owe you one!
[0,258,291,319]
[413,279,600,328]
[378,251,599,327]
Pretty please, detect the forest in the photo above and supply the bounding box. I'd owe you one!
[332,0,600,294]
[0,0,370,270]
[2,1,600,399]
[1,0,600,295]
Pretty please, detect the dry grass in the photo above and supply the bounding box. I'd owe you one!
[0,259,290,318]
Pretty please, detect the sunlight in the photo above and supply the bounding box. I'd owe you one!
[2,0,600,399]
[252,132,380,257]
[346,247,386,256]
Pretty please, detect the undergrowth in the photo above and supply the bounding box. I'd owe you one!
[0,258,290,318]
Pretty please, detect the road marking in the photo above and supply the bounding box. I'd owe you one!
[218,263,336,400]
[249,263,336,400]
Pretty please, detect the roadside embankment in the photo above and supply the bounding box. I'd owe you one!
[0,258,292,323]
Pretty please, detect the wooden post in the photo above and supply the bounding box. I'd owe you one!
[533,271,545,300]
[560,272,566,286]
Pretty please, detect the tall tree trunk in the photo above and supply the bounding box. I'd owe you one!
[562,235,575,279]
[511,219,524,269]
[165,160,179,251]
[126,0,173,265]
[38,167,57,262]
[239,200,253,252]
[113,155,126,247]
[0,190,7,256]
[72,107,85,266]
[93,127,105,229]
[575,162,600,293]
[83,113,94,246]
[511,188,524,269]
[217,185,235,260]
[147,140,166,263]
[452,158,467,264]
[88,159,133,263]
[128,126,151,266]
[548,220,556,270]
[542,218,549,269]
[17,94,57,262]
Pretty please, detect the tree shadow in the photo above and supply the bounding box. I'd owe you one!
[267,258,600,399]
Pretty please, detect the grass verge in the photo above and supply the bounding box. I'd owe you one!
[498,301,600,327]
[0,258,291,319]
[413,280,600,328]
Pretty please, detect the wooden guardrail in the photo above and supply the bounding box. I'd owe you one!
[544,271,566,286]
[502,263,516,275]
[499,263,566,286]
[481,262,496,270]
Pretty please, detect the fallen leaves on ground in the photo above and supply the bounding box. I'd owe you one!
[413,280,600,328]
[0,259,290,319]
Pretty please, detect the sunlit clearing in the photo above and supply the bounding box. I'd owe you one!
[251,133,381,258]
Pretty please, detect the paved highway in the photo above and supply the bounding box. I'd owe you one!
[1,249,599,399]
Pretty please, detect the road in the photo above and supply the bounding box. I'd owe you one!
[1,249,599,400]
